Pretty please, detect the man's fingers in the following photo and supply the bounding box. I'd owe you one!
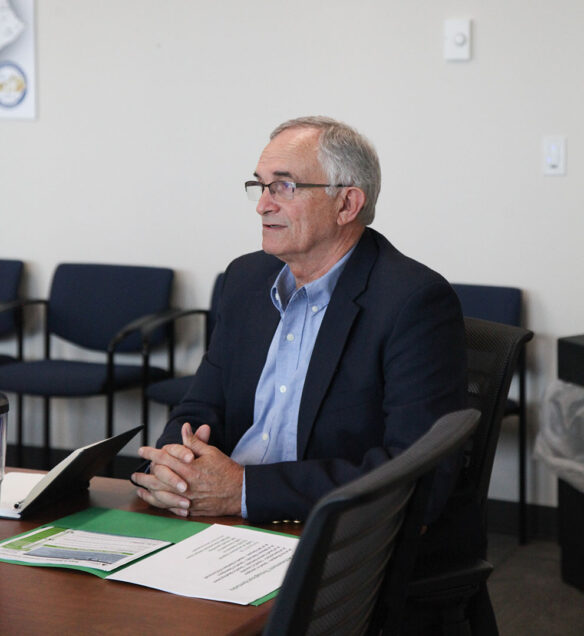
[139,443,194,465]
[181,422,211,451]
[194,423,211,443]
[136,487,190,513]
[131,468,184,494]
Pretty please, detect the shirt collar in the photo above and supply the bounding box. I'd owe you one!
[270,245,356,314]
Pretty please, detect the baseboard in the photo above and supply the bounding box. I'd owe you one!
[487,498,558,541]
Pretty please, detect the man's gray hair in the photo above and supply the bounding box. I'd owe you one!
[270,116,381,226]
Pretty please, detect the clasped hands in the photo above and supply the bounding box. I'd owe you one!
[132,423,244,518]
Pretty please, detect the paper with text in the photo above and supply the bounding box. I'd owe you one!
[107,523,298,605]
[0,526,170,571]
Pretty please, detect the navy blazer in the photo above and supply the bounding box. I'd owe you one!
[159,228,467,523]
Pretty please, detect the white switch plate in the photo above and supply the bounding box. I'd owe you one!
[444,19,472,61]
[542,136,566,176]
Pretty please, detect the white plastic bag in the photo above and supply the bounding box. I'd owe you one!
[534,379,584,492]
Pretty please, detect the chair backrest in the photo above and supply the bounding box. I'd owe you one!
[461,317,533,509]
[451,283,522,327]
[263,409,481,636]
[48,263,173,353]
[0,259,24,336]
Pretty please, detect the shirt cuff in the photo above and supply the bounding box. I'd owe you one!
[240,468,248,519]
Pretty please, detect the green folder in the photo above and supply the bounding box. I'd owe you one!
[0,507,294,605]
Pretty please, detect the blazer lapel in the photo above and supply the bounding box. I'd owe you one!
[297,229,378,457]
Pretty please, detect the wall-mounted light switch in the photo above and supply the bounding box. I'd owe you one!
[444,19,472,61]
[542,136,566,176]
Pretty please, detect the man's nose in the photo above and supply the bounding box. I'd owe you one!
[256,187,277,215]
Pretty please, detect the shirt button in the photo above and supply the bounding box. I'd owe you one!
[262,433,269,442]
[280,385,287,393]
[286,333,294,342]
[311,305,318,313]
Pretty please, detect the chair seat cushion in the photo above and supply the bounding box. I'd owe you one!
[0,360,168,397]
[146,375,194,406]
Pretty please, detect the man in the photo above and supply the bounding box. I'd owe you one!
[132,115,468,527]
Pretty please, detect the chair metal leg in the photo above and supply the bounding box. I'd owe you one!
[518,350,528,545]
[519,413,527,544]
[106,390,114,440]
[105,391,114,477]
[43,396,51,470]
[17,393,23,467]
[141,392,149,448]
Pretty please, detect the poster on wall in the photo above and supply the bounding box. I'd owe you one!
[0,0,35,119]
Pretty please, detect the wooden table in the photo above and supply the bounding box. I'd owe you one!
[0,470,300,636]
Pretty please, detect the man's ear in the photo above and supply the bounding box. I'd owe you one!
[337,187,366,225]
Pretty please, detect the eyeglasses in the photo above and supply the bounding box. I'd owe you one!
[244,180,349,201]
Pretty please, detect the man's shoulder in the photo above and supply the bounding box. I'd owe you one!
[223,250,282,291]
[360,228,452,296]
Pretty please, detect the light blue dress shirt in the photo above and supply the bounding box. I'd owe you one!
[231,248,355,517]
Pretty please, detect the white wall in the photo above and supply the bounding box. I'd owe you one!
[2,0,583,507]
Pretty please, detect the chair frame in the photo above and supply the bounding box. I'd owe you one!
[0,264,174,461]
[140,307,211,443]
[451,283,530,544]
[264,409,481,636]
[141,273,225,434]
[2,298,170,458]
[0,259,25,361]
[403,317,534,634]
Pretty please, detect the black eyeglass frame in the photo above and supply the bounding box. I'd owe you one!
[244,180,349,201]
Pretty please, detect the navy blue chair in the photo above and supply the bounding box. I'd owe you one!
[451,283,529,544]
[263,409,480,636]
[143,273,224,421]
[0,263,174,463]
[403,317,533,635]
[0,259,25,365]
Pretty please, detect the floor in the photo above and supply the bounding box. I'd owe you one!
[488,533,584,635]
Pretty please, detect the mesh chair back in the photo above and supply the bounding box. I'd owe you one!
[48,263,173,352]
[452,283,521,327]
[462,317,533,506]
[263,409,480,636]
[0,259,24,335]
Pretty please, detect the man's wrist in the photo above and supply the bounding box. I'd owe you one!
[240,468,248,518]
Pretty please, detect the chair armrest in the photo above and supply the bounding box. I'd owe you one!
[139,307,210,381]
[0,298,47,313]
[107,310,176,353]
[140,308,209,344]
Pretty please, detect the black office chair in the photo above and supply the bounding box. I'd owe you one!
[263,408,481,636]
[0,263,174,462]
[403,317,534,635]
[451,283,530,543]
[0,259,25,365]
[142,273,224,432]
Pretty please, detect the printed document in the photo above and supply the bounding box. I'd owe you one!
[107,523,298,605]
[0,526,170,572]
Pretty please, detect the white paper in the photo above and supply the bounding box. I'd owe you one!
[0,472,44,518]
[0,525,171,572]
[0,0,35,119]
[0,0,24,51]
[107,524,298,605]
